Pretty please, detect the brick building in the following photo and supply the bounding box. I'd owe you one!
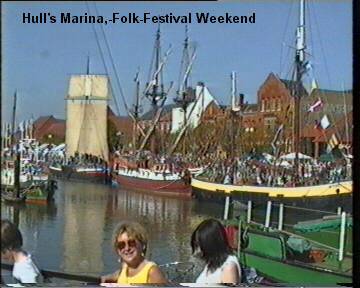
[300,89,352,157]
[33,116,66,144]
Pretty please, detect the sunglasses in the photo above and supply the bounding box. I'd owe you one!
[116,239,137,250]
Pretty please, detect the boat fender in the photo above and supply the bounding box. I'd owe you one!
[309,250,327,263]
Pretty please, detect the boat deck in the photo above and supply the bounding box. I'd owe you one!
[311,254,352,274]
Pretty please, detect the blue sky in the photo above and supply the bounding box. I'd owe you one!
[1,1,352,123]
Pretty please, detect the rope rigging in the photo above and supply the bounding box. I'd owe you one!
[85,2,145,138]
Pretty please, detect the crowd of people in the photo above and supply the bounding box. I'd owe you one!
[117,147,352,188]
[1,218,242,286]
[50,151,109,171]
[198,155,351,187]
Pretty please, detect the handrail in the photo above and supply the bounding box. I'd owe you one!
[246,220,353,257]
[271,202,339,215]
[1,263,100,283]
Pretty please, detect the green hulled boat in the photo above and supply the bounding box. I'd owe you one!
[24,180,57,205]
[223,203,352,286]
[237,224,352,286]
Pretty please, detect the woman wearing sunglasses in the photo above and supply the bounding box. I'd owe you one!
[191,218,242,284]
[101,221,167,285]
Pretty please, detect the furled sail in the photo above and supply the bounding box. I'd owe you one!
[65,75,110,162]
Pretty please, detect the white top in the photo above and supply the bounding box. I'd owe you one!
[195,255,241,284]
[12,254,42,284]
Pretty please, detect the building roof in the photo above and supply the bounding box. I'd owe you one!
[243,103,258,113]
[141,103,179,120]
[33,115,65,131]
[280,78,308,97]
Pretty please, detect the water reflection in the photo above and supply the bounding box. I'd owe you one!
[61,181,108,276]
[1,180,225,279]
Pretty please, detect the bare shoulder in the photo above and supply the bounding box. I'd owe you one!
[148,264,168,284]
[221,261,240,284]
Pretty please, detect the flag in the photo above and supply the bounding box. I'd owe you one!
[327,133,339,152]
[307,98,324,112]
[19,121,24,132]
[311,78,318,92]
[305,61,312,72]
[320,115,330,129]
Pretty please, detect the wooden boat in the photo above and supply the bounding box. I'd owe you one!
[2,155,57,205]
[1,189,26,203]
[51,58,112,184]
[237,224,352,286]
[223,199,352,286]
[191,178,352,211]
[112,27,196,197]
[112,158,192,198]
[192,0,353,213]
[49,164,109,184]
[24,180,57,205]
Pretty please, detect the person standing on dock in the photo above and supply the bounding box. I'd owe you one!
[101,221,168,285]
[1,219,43,284]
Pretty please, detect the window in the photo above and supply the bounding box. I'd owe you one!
[271,100,276,111]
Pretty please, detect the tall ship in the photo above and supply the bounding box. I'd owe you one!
[49,64,111,183]
[112,26,203,198]
[190,0,352,212]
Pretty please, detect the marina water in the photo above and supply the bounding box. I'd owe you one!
[1,181,224,280]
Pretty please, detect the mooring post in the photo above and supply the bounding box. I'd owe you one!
[265,201,272,228]
[338,211,346,262]
[278,203,284,231]
[224,196,230,220]
[337,207,341,215]
[247,200,252,223]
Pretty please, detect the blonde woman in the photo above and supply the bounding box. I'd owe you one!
[101,221,167,285]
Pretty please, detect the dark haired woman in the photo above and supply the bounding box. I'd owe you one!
[1,219,43,284]
[191,218,241,284]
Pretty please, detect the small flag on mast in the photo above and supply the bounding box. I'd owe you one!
[327,133,339,152]
[320,114,330,129]
[307,97,324,112]
[311,78,318,92]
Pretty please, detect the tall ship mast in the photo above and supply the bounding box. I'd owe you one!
[138,25,172,152]
[292,0,306,184]
[145,25,166,109]
[173,25,196,155]
[11,90,17,149]
[65,60,110,162]
[131,69,141,151]
[190,0,352,212]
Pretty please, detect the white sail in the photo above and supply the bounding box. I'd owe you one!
[65,75,110,162]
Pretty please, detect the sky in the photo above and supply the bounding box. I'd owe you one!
[1,1,352,124]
